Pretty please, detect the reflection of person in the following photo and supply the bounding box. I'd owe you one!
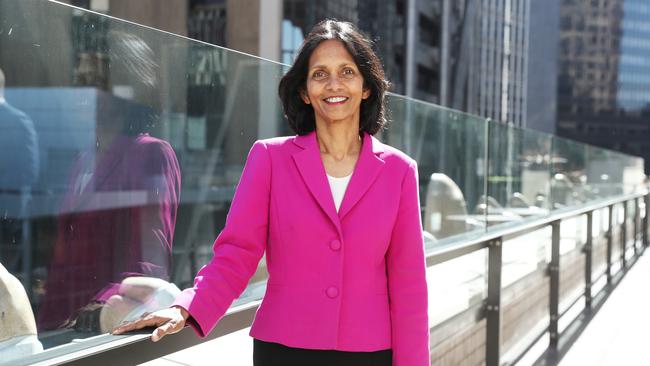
[115,20,430,365]
[0,67,40,271]
[99,276,181,333]
[0,68,39,191]
[37,96,181,332]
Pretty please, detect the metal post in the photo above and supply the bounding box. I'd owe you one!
[633,197,641,257]
[486,238,503,366]
[606,205,613,284]
[584,212,593,308]
[549,221,561,349]
[621,202,627,269]
[642,193,650,248]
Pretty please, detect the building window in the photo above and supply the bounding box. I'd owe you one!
[71,0,90,8]
[419,14,440,48]
[416,64,439,95]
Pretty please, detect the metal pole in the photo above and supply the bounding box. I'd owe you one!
[606,205,613,284]
[642,193,650,248]
[440,0,451,106]
[403,0,417,154]
[633,197,641,257]
[621,202,627,269]
[549,220,561,349]
[486,238,503,366]
[584,212,593,309]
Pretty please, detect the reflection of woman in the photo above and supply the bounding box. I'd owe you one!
[38,96,181,332]
[115,20,429,365]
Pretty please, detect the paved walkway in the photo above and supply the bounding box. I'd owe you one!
[559,250,650,366]
[140,327,254,366]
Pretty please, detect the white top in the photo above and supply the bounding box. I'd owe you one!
[326,173,352,212]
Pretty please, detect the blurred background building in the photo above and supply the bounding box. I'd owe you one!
[556,0,650,173]
[41,0,650,174]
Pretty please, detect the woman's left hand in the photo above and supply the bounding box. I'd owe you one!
[111,306,188,342]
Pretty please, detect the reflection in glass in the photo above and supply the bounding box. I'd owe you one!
[0,68,39,192]
[384,98,488,244]
[485,120,552,230]
[0,67,40,299]
[37,95,181,333]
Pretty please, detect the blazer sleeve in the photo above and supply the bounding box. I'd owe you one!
[386,159,430,365]
[173,140,271,337]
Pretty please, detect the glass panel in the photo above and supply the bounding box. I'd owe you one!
[0,0,286,362]
[586,145,623,199]
[500,227,551,358]
[551,136,588,209]
[586,145,646,199]
[385,97,488,245]
[485,120,552,231]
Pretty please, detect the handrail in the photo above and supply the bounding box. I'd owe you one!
[427,191,646,266]
[11,191,646,366]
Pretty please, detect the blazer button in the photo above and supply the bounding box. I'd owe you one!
[329,239,341,251]
[326,287,339,299]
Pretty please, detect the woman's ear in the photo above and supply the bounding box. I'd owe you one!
[362,87,371,100]
[300,89,311,104]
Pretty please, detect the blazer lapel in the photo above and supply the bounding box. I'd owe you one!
[291,131,386,228]
[338,133,385,220]
[292,131,341,232]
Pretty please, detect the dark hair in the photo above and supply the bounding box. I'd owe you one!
[97,93,157,136]
[278,19,390,136]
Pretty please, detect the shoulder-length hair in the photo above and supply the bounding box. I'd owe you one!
[278,19,390,136]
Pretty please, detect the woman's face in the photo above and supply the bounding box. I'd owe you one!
[301,39,370,126]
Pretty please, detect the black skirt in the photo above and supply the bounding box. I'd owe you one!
[253,339,393,366]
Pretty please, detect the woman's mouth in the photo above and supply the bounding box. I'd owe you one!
[323,96,349,105]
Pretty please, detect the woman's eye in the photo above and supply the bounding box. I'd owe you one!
[313,71,326,79]
[342,68,355,76]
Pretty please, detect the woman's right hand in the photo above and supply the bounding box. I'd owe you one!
[111,306,189,342]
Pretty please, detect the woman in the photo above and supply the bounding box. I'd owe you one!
[114,20,430,365]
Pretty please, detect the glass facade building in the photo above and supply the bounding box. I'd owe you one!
[441,0,531,127]
[557,0,650,173]
[616,1,650,112]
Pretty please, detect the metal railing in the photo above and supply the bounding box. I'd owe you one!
[12,191,649,366]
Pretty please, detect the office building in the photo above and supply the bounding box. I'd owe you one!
[441,0,532,128]
[556,0,650,173]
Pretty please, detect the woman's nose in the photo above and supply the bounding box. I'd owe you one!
[326,75,344,90]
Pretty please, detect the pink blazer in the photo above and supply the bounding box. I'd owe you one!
[173,131,430,365]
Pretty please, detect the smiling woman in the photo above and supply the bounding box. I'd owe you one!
[113,19,430,366]
[300,40,370,132]
[278,20,389,137]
